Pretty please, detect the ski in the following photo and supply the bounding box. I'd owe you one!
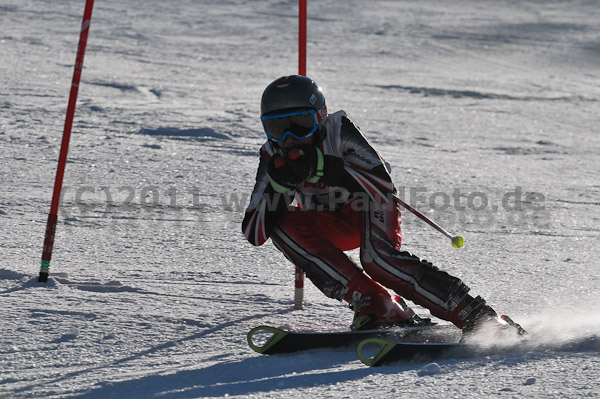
[356,315,528,366]
[356,337,469,367]
[247,324,461,355]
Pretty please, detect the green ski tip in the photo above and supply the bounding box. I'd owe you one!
[247,326,289,354]
[356,337,397,367]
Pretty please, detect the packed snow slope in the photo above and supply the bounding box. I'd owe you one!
[1,0,599,398]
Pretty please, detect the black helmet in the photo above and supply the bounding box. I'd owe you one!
[261,75,327,119]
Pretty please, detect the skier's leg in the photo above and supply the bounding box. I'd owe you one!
[359,195,496,329]
[271,207,411,327]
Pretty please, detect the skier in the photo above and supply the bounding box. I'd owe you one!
[242,75,521,335]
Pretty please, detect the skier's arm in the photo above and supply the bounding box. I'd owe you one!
[242,152,294,246]
[324,116,395,201]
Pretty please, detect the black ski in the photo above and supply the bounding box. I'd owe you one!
[356,337,469,366]
[247,324,460,355]
[356,315,528,366]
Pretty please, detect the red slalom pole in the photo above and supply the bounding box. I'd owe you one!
[39,0,95,283]
[294,266,304,310]
[299,0,307,76]
[294,0,307,309]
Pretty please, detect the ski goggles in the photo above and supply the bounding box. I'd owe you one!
[261,109,319,143]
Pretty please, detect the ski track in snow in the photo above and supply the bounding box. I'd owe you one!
[1,0,599,398]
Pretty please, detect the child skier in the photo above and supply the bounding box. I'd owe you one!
[242,75,522,335]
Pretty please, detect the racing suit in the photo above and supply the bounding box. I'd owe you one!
[242,110,489,328]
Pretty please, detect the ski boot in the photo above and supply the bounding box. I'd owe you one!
[500,314,527,336]
[461,305,527,342]
[349,291,414,331]
[394,295,432,327]
[344,272,416,331]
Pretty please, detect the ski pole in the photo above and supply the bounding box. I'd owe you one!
[395,196,464,248]
[39,0,95,283]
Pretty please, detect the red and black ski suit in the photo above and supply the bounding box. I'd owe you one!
[242,110,487,328]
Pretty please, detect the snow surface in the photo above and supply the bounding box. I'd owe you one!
[1,0,599,398]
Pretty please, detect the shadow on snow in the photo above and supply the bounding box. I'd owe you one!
[73,351,409,399]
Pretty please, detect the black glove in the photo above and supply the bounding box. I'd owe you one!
[284,145,325,183]
[267,155,303,194]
